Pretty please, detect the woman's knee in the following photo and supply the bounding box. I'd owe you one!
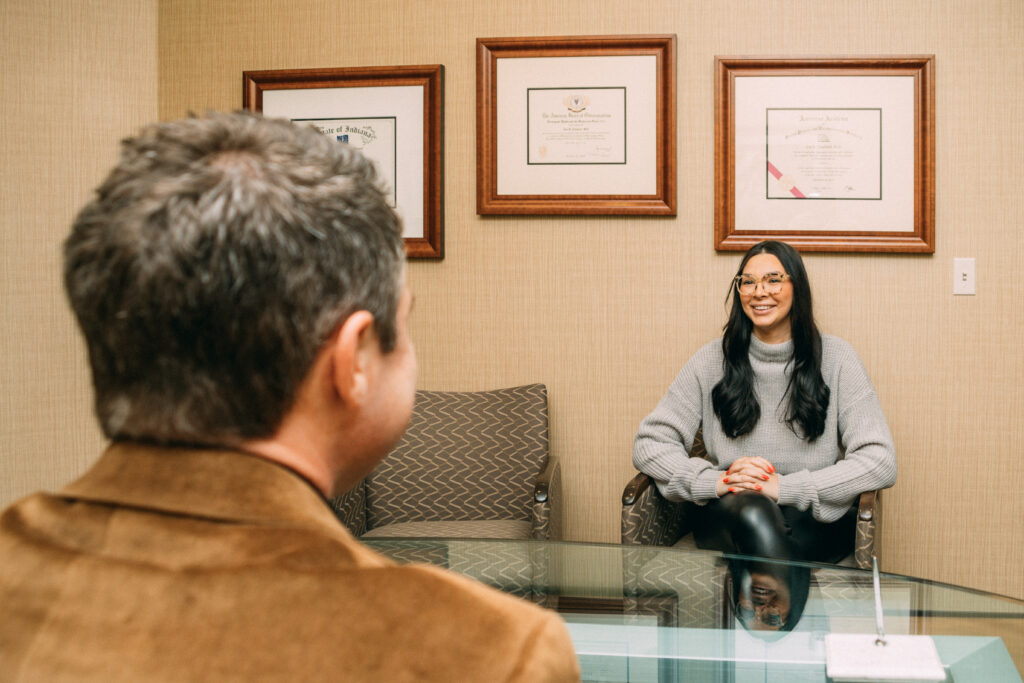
[720,493,791,558]
[721,492,786,528]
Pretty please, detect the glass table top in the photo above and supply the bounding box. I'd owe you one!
[364,538,1024,682]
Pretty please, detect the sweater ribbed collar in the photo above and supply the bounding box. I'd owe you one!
[749,334,794,363]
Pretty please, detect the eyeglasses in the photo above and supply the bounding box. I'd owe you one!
[737,603,785,628]
[735,582,788,630]
[733,272,790,296]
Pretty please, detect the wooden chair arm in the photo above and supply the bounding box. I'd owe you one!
[854,489,882,570]
[621,472,691,547]
[533,455,559,503]
[857,489,877,522]
[622,470,653,506]
[532,457,561,540]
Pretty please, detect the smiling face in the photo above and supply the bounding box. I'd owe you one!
[739,253,793,344]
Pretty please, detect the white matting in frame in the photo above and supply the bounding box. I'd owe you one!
[496,55,657,196]
[733,75,915,234]
[263,87,423,240]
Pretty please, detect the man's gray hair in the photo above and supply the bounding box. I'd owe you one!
[64,111,405,444]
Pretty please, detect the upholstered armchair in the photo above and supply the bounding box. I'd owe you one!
[330,383,562,541]
[621,429,881,569]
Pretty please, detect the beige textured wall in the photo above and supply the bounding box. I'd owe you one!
[169,0,1023,602]
[160,0,1024,599]
[1,2,157,505]
[3,0,1019,604]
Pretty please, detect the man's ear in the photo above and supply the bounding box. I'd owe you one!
[330,310,378,407]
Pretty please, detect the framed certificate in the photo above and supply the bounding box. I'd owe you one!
[243,65,444,259]
[477,35,676,216]
[714,56,935,253]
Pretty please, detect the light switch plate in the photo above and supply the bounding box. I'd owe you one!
[953,257,975,295]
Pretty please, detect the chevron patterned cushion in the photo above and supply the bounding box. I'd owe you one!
[361,519,532,539]
[366,538,545,601]
[671,534,699,550]
[623,547,728,629]
[365,384,549,529]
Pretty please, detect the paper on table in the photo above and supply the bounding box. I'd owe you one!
[825,633,946,682]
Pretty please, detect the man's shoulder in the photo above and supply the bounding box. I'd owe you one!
[351,559,558,626]
[306,559,580,681]
[250,532,578,679]
[0,498,580,682]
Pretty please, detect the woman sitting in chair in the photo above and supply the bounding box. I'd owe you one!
[633,239,896,565]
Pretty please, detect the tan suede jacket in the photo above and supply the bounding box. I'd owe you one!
[0,442,580,682]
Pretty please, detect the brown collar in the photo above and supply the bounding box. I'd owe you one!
[60,441,344,532]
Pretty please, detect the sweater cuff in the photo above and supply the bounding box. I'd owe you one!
[776,470,814,511]
[688,468,722,503]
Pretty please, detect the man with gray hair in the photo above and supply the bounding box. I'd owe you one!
[0,112,580,682]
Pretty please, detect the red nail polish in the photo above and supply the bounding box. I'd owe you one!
[723,477,729,483]
[763,474,769,480]
[728,487,736,493]
[756,485,763,491]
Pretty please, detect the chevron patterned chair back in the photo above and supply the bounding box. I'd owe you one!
[330,383,561,542]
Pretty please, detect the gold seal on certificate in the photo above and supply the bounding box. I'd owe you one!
[526,87,627,165]
[295,117,398,207]
[765,108,882,200]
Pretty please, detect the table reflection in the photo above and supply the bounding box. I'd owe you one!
[364,538,1024,681]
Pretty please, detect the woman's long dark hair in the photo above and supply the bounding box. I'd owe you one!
[711,240,829,440]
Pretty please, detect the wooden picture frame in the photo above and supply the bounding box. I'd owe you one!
[476,35,676,216]
[244,65,444,259]
[714,56,935,253]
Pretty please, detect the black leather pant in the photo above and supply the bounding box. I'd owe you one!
[689,491,856,564]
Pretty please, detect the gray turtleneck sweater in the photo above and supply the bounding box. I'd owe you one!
[633,335,897,522]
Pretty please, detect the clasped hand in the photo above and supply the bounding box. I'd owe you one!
[716,456,779,501]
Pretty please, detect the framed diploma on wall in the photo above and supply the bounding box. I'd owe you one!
[243,65,444,259]
[476,35,676,215]
[715,56,935,253]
